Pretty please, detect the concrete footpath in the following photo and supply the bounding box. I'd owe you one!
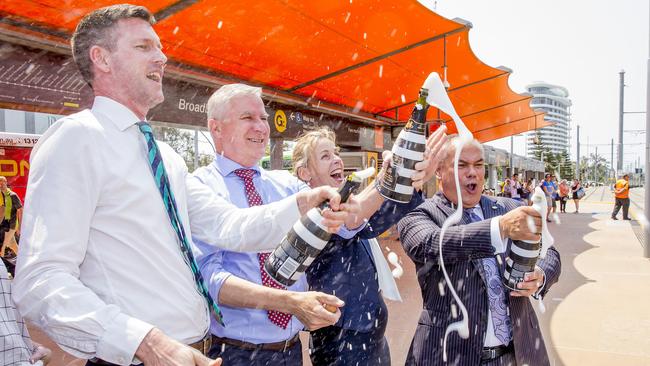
[378,186,650,365]
[29,187,650,365]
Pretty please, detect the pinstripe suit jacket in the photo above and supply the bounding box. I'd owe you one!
[397,193,561,366]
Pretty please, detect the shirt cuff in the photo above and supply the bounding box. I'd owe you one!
[490,216,506,254]
[339,220,367,239]
[96,313,154,365]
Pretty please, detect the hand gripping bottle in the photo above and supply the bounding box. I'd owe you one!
[377,88,429,203]
[503,186,555,290]
[264,168,375,286]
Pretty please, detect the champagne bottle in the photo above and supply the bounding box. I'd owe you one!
[264,168,374,286]
[378,88,429,203]
[503,239,541,291]
[503,186,551,290]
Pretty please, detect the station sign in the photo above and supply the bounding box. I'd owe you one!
[0,41,92,113]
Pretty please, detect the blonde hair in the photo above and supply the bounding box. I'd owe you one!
[292,127,337,179]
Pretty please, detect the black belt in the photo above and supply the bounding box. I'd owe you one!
[211,333,300,352]
[481,342,513,362]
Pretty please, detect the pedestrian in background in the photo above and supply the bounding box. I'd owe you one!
[0,176,22,259]
[509,173,522,202]
[558,179,570,213]
[611,174,631,220]
[571,179,583,213]
[541,174,554,222]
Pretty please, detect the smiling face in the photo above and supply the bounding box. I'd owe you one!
[437,142,485,208]
[212,94,270,167]
[92,18,166,118]
[300,138,344,188]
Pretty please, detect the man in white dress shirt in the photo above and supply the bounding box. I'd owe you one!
[12,5,350,366]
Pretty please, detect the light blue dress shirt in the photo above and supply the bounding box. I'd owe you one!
[191,154,311,343]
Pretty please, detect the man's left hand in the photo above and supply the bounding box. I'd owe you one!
[510,266,544,297]
[412,125,447,190]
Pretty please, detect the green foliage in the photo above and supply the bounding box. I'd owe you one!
[153,126,213,172]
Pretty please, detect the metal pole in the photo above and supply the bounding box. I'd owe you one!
[576,125,580,179]
[642,3,650,258]
[194,128,199,171]
[510,135,514,177]
[594,146,598,182]
[618,70,625,172]
[611,138,614,182]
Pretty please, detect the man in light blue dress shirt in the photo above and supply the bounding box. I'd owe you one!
[192,84,350,365]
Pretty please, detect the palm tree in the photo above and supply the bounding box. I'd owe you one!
[588,153,608,183]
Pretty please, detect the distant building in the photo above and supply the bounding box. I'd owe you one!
[525,82,572,157]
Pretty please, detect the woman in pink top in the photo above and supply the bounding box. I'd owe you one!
[558,179,570,213]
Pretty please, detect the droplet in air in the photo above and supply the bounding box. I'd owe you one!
[352,52,359,61]
[363,32,367,40]
[345,12,351,23]
[378,64,383,78]
[352,101,364,113]
[173,26,179,35]
[401,94,406,103]
[217,20,223,29]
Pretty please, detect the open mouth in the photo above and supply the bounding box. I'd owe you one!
[146,72,162,82]
[465,182,478,194]
[330,169,344,183]
[247,137,265,144]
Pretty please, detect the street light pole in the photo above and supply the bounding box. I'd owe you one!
[576,125,580,179]
[644,3,650,258]
[510,135,514,177]
[619,70,625,173]
[594,146,598,183]
[611,138,614,182]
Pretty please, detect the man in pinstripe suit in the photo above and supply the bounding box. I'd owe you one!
[398,137,561,365]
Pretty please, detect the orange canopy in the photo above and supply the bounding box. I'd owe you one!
[0,0,549,141]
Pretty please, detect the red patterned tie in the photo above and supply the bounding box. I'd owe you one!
[233,168,292,329]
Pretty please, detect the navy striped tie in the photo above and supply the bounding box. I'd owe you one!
[137,122,224,326]
[466,208,512,345]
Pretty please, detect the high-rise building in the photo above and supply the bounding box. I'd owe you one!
[525,82,572,157]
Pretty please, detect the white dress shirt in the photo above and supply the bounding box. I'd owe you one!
[12,97,301,365]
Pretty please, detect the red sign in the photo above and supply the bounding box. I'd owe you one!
[0,133,39,201]
[0,146,31,201]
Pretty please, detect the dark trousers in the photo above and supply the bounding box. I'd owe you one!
[310,325,391,366]
[560,197,567,212]
[208,340,302,366]
[612,197,630,219]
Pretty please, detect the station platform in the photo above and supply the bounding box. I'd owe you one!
[29,187,650,366]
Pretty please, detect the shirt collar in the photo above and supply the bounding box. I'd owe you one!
[213,153,261,177]
[91,96,143,131]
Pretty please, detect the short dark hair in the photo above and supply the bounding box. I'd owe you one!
[71,4,155,87]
